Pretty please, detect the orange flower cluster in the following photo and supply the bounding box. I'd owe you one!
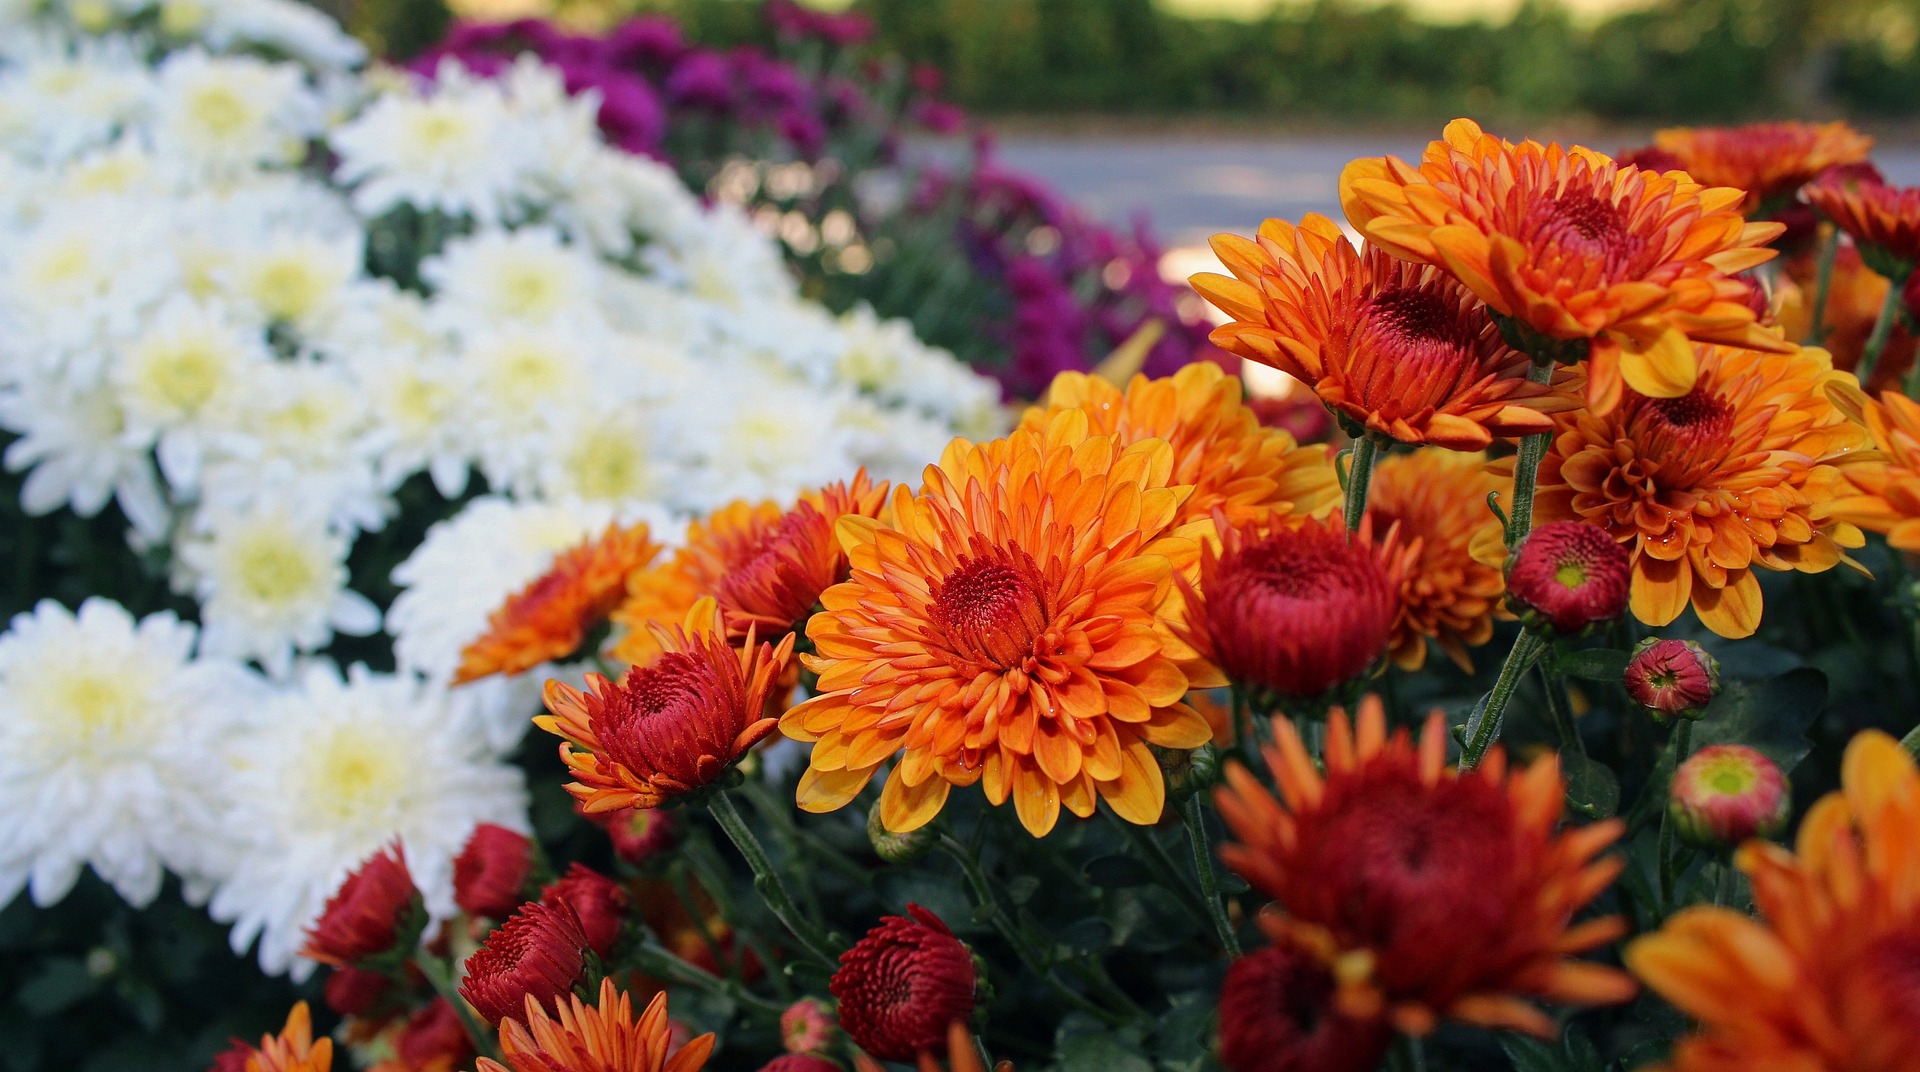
[1649,121,1873,211]
[1364,449,1511,671]
[1832,388,1920,551]
[478,978,714,1072]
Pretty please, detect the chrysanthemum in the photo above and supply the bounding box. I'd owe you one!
[779,411,1218,838]
[709,472,891,643]
[1176,512,1406,701]
[301,844,422,969]
[455,521,661,685]
[1831,389,1920,551]
[539,598,794,813]
[1505,520,1632,635]
[610,500,784,667]
[1627,729,1920,1072]
[1217,942,1390,1072]
[1363,449,1509,671]
[831,905,976,1062]
[1214,698,1635,1037]
[1341,119,1789,413]
[1531,343,1866,639]
[238,1002,334,1072]
[479,979,715,1072]
[461,899,595,1025]
[1018,363,1339,526]
[1649,121,1873,210]
[1197,216,1579,447]
[1806,164,1920,279]
[454,823,535,920]
[1667,744,1789,849]
[1773,245,1916,391]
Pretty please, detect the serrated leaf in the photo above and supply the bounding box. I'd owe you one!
[1057,1031,1154,1072]
[1693,667,1826,773]
[1551,647,1631,683]
[1563,753,1621,818]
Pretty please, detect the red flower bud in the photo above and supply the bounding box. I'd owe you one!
[830,904,975,1062]
[1624,638,1720,721]
[322,965,394,1018]
[396,998,475,1070]
[584,804,680,865]
[454,824,535,920]
[758,1057,843,1072]
[302,845,422,969]
[1506,521,1630,634]
[781,996,837,1054]
[460,900,594,1025]
[539,864,628,958]
[1217,943,1390,1072]
[209,1039,254,1072]
[1670,744,1790,848]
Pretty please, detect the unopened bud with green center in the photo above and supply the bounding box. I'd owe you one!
[1670,744,1790,849]
[867,798,934,864]
[1625,637,1720,722]
[1505,521,1630,636]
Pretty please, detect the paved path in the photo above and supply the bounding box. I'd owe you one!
[990,134,1920,249]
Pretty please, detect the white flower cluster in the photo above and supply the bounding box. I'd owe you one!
[0,0,1004,979]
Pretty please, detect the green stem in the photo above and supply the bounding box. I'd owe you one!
[1343,433,1381,536]
[1178,793,1240,956]
[1901,720,1920,759]
[625,939,788,1015]
[1712,860,1731,908]
[1807,223,1838,345]
[1504,363,1557,552]
[707,790,840,970]
[1460,630,1548,770]
[413,956,499,1065]
[1857,274,1906,385]
[1109,812,1215,926]
[1389,1034,1427,1072]
[1540,664,1586,757]
[1658,720,1694,909]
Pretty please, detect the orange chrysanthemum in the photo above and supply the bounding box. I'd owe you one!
[246,1003,334,1072]
[539,598,794,813]
[457,522,661,685]
[1650,121,1873,209]
[1627,729,1920,1072]
[780,409,1220,838]
[478,978,715,1072]
[1775,244,1917,392]
[610,501,780,667]
[1214,698,1635,1038]
[1530,341,1865,638]
[1364,448,1510,671]
[1806,165,1920,279]
[1341,118,1790,415]
[1019,362,1339,526]
[714,471,891,640]
[1193,215,1575,449]
[1831,388,1920,552]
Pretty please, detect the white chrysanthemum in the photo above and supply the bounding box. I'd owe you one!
[328,62,522,224]
[205,663,528,978]
[111,297,265,486]
[648,202,797,308]
[0,37,151,164]
[224,229,360,332]
[423,226,594,325]
[0,373,170,539]
[175,0,366,71]
[455,320,602,492]
[533,401,667,506]
[0,598,263,909]
[345,345,471,497]
[556,150,701,262]
[151,50,317,177]
[200,361,386,532]
[835,303,1004,432]
[3,199,172,379]
[678,373,861,510]
[176,501,378,677]
[59,137,160,200]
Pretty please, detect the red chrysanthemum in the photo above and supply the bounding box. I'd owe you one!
[457,522,661,684]
[1176,512,1407,700]
[1623,637,1720,721]
[302,845,421,969]
[540,598,795,813]
[322,966,394,1018]
[1505,521,1630,634]
[759,1058,842,1072]
[1807,163,1920,280]
[460,900,595,1025]
[1217,943,1391,1072]
[391,999,475,1072]
[1649,121,1873,210]
[1215,698,1635,1036]
[831,905,977,1062]
[716,471,891,642]
[539,864,628,958]
[454,824,535,920]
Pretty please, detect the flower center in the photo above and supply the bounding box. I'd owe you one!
[1349,281,1483,398]
[309,729,407,825]
[932,547,1049,669]
[1554,558,1590,589]
[1626,385,1736,486]
[233,537,320,606]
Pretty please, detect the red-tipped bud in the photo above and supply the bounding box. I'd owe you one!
[459,900,594,1025]
[584,804,680,865]
[322,965,394,1018]
[539,864,628,958]
[395,998,475,1070]
[1506,521,1630,635]
[454,824,535,919]
[830,904,976,1061]
[1217,943,1391,1072]
[1624,638,1720,721]
[1670,744,1790,848]
[301,844,423,970]
[781,996,837,1054]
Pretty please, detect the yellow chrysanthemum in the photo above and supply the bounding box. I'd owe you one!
[1831,388,1920,552]
[780,409,1219,838]
[1365,448,1510,671]
[1020,362,1339,527]
[1628,730,1920,1072]
[1530,342,1866,639]
[1341,118,1789,415]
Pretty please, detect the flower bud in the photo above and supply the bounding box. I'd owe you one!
[867,798,935,864]
[1506,521,1630,635]
[1670,744,1790,848]
[539,864,629,958]
[759,1056,843,1072]
[781,997,838,1054]
[322,965,394,1018]
[460,900,594,1025]
[394,998,474,1071]
[831,905,976,1062]
[585,803,680,865]
[1624,638,1720,721]
[453,823,535,919]
[301,844,424,970]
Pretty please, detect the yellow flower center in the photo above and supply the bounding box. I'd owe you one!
[249,259,326,323]
[186,85,254,141]
[490,346,565,398]
[308,729,407,823]
[233,537,319,606]
[137,340,223,414]
[410,109,471,153]
[1554,560,1589,589]
[495,265,566,320]
[32,242,91,289]
[566,427,651,501]
[159,0,206,34]
[62,675,142,738]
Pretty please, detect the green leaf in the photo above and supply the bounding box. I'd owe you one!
[1563,752,1621,819]
[18,957,100,1016]
[1084,854,1153,888]
[1500,1027,1606,1072]
[1550,646,1631,683]
[1693,667,1826,773]
[1057,1030,1154,1072]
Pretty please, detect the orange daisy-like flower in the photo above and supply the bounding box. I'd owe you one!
[1806,164,1920,279]
[538,597,795,813]
[1193,215,1575,449]
[1341,118,1789,414]
[1650,121,1873,209]
[1530,341,1866,639]
[456,522,661,685]
[780,410,1219,838]
[244,1003,334,1072]
[1831,388,1920,552]
[1364,448,1510,672]
[1774,244,1917,392]
[1626,729,1920,1072]
[1018,362,1339,526]
[478,978,716,1072]
[1214,697,1635,1038]
[610,501,782,667]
